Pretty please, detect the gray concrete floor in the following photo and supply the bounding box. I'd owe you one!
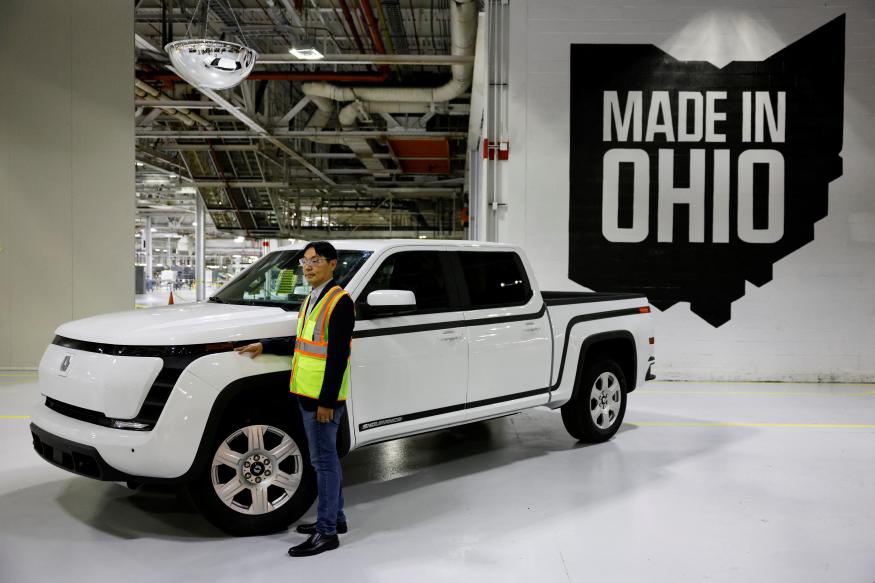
[1,373,873,582]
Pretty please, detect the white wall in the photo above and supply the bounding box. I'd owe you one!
[495,0,875,381]
[0,0,134,369]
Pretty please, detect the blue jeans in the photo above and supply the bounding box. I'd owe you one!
[299,402,347,535]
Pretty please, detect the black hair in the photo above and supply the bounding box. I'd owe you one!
[303,241,338,261]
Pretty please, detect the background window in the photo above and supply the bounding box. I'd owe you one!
[458,251,531,308]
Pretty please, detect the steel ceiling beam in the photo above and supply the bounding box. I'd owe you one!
[135,100,220,109]
[255,53,474,65]
[173,72,336,187]
[135,157,192,180]
[164,144,260,152]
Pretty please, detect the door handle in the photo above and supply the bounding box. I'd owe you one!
[523,321,540,331]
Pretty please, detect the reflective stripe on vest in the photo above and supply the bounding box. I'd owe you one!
[290,285,351,401]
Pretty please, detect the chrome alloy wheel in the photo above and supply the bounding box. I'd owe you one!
[211,424,303,515]
[589,372,622,430]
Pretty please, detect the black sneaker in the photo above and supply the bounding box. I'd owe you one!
[288,532,340,557]
[296,521,348,535]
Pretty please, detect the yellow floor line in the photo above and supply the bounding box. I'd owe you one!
[630,421,875,429]
[0,416,31,419]
[651,379,875,387]
[0,374,37,378]
[638,390,875,397]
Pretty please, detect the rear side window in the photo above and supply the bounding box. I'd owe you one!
[360,251,452,313]
[457,251,532,308]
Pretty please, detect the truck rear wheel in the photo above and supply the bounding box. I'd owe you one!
[188,410,316,536]
[561,357,627,442]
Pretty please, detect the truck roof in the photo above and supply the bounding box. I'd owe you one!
[273,239,518,253]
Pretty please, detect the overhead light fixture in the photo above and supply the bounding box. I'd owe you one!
[289,47,324,61]
[234,236,245,243]
[136,162,144,167]
[192,222,198,227]
[151,228,158,232]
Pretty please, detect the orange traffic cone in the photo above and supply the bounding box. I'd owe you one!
[168,290,175,305]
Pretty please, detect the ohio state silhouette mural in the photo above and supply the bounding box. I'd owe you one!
[569,15,845,326]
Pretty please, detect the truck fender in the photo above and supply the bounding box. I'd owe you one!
[181,371,352,482]
[569,331,638,401]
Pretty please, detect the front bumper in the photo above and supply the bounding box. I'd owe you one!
[29,369,219,482]
[31,423,132,482]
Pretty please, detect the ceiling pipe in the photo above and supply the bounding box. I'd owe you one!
[373,0,398,56]
[134,79,212,127]
[354,0,398,81]
[302,0,477,111]
[135,88,195,126]
[337,101,452,126]
[358,0,388,55]
[296,0,396,178]
[338,0,368,54]
[299,0,476,180]
[306,96,390,177]
[138,70,390,82]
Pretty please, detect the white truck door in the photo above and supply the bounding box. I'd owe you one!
[457,250,552,417]
[350,249,469,444]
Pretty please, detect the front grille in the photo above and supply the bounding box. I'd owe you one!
[32,429,101,478]
[45,397,113,428]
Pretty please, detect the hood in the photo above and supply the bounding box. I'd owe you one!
[55,302,298,346]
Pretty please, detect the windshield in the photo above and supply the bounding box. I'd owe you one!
[210,249,372,310]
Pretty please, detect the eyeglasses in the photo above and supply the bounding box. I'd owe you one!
[299,257,326,267]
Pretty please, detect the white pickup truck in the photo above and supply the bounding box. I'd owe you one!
[31,240,655,535]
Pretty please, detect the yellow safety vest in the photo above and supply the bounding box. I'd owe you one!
[289,285,351,401]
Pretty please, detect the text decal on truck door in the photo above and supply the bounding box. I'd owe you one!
[568,16,845,326]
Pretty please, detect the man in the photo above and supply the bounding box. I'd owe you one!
[235,241,354,557]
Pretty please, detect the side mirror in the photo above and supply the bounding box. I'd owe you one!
[358,290,417,319]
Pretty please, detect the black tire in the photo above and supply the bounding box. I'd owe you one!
[188,407,316,536]
[561,357,628,443]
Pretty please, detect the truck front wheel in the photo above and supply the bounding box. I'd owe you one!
[561,357,627,442]
[188,411,316,536]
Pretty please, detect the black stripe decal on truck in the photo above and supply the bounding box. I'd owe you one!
[357,306,646,431]
[352,304,548,339]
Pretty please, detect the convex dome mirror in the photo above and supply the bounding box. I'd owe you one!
[165,40,257,90]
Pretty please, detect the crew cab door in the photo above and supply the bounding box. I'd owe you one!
[350,248,468,444]
[455,250,552,418]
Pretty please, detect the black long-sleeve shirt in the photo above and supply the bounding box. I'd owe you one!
[261,280,355,410]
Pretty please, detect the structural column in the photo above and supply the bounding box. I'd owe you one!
[196,194,206,301]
